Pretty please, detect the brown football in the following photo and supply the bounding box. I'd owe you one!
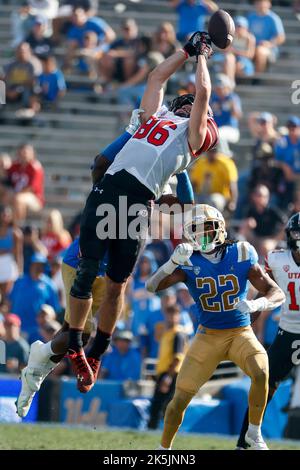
[208,9,235,49]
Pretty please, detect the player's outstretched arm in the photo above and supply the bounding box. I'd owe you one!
[146,243,191,292]
[140,33,204,121]
[140,50,187,121]
[188,51,212,153]
[235,264,286,314]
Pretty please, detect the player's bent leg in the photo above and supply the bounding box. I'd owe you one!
[229,327,269,450]
[67,256,100,391]
[160,388,194,449]
[159,332,223,449]
[16,340,57,418]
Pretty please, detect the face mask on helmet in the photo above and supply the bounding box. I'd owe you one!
[183,209,227,253]
[286,213,300,251]
[169,94,195,115]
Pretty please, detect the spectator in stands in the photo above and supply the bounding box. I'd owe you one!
[10,1,35,48]
[248,0,285,73]
[9,253,61,342]
[176,283,197,332]
[238,184,286,259]
[0,153,12,189]
[39,319,62,343]
[0,205,23,300]
[64,7,115,71]
[248,111,279,157]
[153,22,180,58]
[230,16,256,77]
[190,143,239,213]
[26,16,53,59]
[100,330,142,381]
[210,74,242,147]
[170,0,218,42]
[7,144,44,224]
[49,256,65,311]
[36,303,56,327]
[0,314,29,374]
[3,42,41,119]
[130,251,160,337]
[140,288,193,360]
[75,31,104,79]
[148,304,187,429]
[146,237,174,268]
[0,313,5,340]
[248,142,291,209]
[22,225,48,274]
[101,19,140,86]
[28,0,59,21]
[116,36,164,108]
[274,116,300,192]
[41,209,72,261]
[38,55,66,106]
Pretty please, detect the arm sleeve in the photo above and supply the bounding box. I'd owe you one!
[100,131,132,163]
[175,170,194,204]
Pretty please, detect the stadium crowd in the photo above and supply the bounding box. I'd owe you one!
[0,0,300,422]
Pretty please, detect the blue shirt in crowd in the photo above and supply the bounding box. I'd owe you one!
[210,92,242,129]
[10,274,61,338]
[175,1,210,38]
[67,17,109,47]
[39,69,66,102]
[274,135,300,173]
[101,346,142,380]
[248,10,284,44]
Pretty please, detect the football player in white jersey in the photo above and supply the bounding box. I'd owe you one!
[65,32,219,392]
[236,212,300,449]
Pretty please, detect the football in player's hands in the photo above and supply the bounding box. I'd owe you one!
[171,243,193,265]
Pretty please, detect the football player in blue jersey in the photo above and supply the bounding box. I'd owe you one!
[146,204,285,450]
[16,110,195,417]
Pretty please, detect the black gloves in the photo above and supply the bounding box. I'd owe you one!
[183,31,213,61]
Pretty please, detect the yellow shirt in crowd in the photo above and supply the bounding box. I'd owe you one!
[190,153,238,200]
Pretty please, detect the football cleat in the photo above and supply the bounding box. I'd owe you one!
[16,340,56,418]
[78,357,101,393]
[67,349,94,393]
[245,432,269,450]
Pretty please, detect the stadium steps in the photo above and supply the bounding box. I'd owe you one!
[0,0,299,221]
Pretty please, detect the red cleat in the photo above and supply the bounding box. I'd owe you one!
[79,357,101,393]
[67,349,94,392]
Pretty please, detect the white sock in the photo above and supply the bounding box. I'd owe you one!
[248,423,261,437]
[156,444,171,450]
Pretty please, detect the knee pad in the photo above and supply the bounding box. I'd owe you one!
[70,257,99,300]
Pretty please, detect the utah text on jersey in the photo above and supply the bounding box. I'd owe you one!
[266,248,300,334]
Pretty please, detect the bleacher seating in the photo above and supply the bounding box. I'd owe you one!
[0,0,299,226]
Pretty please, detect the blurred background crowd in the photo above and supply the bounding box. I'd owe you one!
[0,1,300,416]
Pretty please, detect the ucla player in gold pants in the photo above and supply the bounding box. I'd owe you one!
[147,204,286,450]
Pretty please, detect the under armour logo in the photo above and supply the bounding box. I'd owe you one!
[278,330,284,336]
[94,187,103,194]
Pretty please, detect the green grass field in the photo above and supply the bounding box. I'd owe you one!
[1,423,300,450]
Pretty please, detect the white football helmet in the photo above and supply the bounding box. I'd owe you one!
[183,204,227,253]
